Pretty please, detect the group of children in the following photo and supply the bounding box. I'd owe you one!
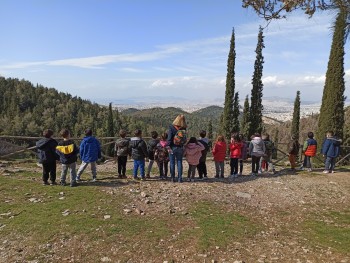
[36,118,342,186]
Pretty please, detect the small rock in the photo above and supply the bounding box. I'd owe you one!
[62,210,70,216]
[101,257,111,262]
[140,192,148,198]
[59,192,65,196]
[104,215,111,219]
[58,197,65,200]
[235,192,251,199]
[145,199,151,204]
[123,209,132,214]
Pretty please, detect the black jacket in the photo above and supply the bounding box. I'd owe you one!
[129,137,148,160]
[56,139,79,164]
[36,138,59,164]
[147,138,160,160]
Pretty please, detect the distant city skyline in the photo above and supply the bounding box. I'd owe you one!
[0,0,349,103]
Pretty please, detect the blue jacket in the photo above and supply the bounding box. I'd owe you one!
[321,137,341,158]
[79,136,101,162]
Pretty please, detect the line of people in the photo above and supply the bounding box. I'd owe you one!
[35,114,342,187]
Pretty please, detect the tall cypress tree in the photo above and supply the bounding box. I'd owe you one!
[240,95,250,138]
[291,91,301,140]
[222,28,236,140]
[106,102,115,156]
[249,26,265,136]
[208,120,213,140]
[317,9,346,142]
[232,92,240,133]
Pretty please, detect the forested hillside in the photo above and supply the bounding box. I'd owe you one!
[0,77,222,139]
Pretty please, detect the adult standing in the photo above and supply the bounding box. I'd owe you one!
[167,114,187,183]
[249,133,266,176]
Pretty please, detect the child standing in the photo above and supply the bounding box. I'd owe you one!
[238,134,248,176]
[212,135,227,178]
[249,133,266,176]
[261,133,275,173]
[56,129,79,187]
[184,137,205,182]
[321,131,341,173]
[302,132,317,172]
[129,129,149,180]
[288,135,300,171]
[115,129,130,179]
[197,130,210,179]
[146,131,160,178]
[154,132,170,180]
[229,133,243,178]
[36,129,59,185]
[76,129,101,182]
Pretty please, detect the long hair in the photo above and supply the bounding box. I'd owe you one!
[172,114,187,128]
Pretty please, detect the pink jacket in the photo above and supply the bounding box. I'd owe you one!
[184,142,205,165]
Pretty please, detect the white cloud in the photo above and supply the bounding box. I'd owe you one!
[263,75,286,86]
[119,67,144,72]
[151,79,175,87]
[345,68,350,76]
[303,75,325,84]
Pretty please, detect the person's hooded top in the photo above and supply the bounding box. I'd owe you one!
[249,136,266,157]
[230,141,243,158]
[198,137,210,163]
[129,137,148,160]
[184,142,205,166]
[56,139,79,164]
[321,136,341,158]
[115,137,130,157]
[147,138,160,160]
[36,138,59,164]
[79,136,101,162]
[212,141,227,162]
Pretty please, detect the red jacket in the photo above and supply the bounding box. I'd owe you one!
[212,141,227,162]
[230,141,243,158]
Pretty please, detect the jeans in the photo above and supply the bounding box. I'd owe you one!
[230,158,239,175]
[325,156,336,171]
[147,159,155,175]
[133,159,145,178]
[251,155,261,174]
[117,156,127,176]
[303,156,312,168]
[215,161,224,177]
[197,161,207,178]
[61,162,77,183]
[157,161,168,177]
[42,161,56,183]
[188,164,197,179]
[77,161,97,179]
[169,147,184,181]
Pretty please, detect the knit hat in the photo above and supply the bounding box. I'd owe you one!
[172,114,187,128]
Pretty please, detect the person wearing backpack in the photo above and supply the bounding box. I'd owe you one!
[146,131,160,178]
[114,129,130,179]
[154,132,169,180]
[166,114,187,183]
[261,133,275,173]
[197,130,210,180]
[36,129,59,185]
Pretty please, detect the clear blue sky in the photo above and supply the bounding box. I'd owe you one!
[0,0,349,104]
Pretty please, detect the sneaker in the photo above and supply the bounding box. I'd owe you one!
[122,175,128,179]
[60,181,66,186]
[50,181,57,185]
[323,170,330,174]
[117,174,123,179]
[331,170,336,173]
[92,178,97,182]
[238,173,242,176]
[133,177,139,181]
[70,181,78,187]
[220,175,225,178]
[140,177,146,181]
[215,175,219,178]
[43,181,49,185]
[76,177,81,182]
[251,173,256,176]
[178,179,183,183]
[203,175,208,179]
[146,174,150,179]
[307,168,312,172]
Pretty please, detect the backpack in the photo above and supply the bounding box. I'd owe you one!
[173,129,187,146]
[154,146,169,162]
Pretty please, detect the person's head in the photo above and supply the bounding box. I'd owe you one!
[151,131,158,139]
[60,129,70,139]
[43,129,54,138]
[239,133,245,141]
[188,137,197,144]
[262,133,270,141]
[85,128,93,136]
[160,131,168,141]
[307,132,314,139]
[134,129,142,137]
[199,130,206,138]
[119,129,127,138]
[326,130,334,137]
[231,132,240,142]
[172,114,187,128]
[254,133,261,138]
[216,135,225,143]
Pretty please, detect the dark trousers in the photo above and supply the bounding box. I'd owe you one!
[188,164,197,178]
[42,161,56,183]
[251,156,261,174]
[303,156,312,168]
[230,158,239,175]
[157,161,169,177]
[197,161,207,178]
[239,159,243,174]
[117,156,127,175]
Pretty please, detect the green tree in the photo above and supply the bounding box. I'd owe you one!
[317,9,347,142]
[240,95,250,138]
[232,92,240,133]
[208,119,213,140]
[106,103,115,156]
[249,27,265,136]
[222,28,236,140]
[291,91,301,140]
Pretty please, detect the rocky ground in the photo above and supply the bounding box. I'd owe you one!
[0,159,350,262]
